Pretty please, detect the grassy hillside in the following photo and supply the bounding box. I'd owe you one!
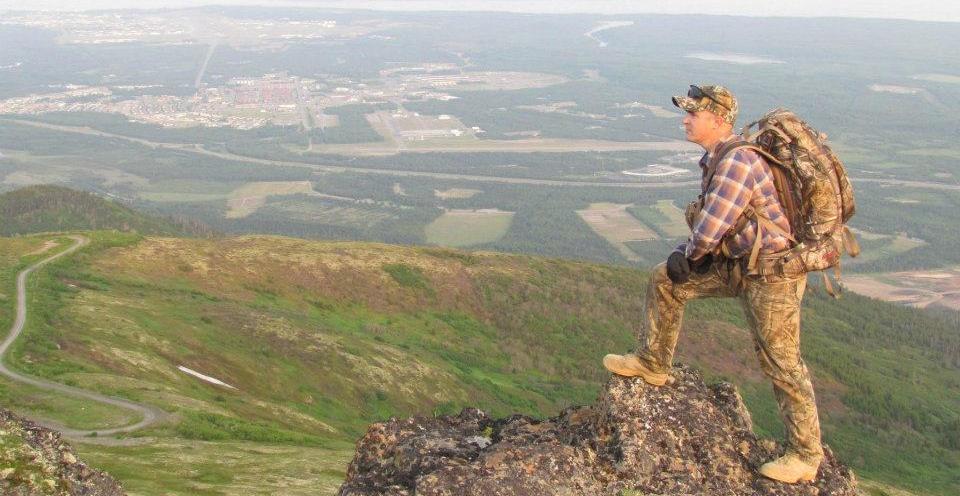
[0,235,76,338]
[1,232,957,495]
[0,185,209,237]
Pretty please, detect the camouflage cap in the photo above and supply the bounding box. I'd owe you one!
[672,84,739,125]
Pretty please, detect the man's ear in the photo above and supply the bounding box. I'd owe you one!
[713,113,725,128]
[715,114,733,131]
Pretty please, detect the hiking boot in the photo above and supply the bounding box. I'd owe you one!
[758,453,820,483]
[602,353,671,386]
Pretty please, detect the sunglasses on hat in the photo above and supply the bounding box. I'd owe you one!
[687,85,731,111]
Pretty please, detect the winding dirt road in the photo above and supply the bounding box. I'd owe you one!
[0,235,168,439]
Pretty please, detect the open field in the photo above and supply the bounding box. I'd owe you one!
[424,209,514,247]
[313,113,340,129]
[76,440,353,496]
[25,240,59,256]
[847,228,927,266]
[137,180,239,203]
[627,200,689,238]
[859,480,926,496]
[844,267,960,310]
[433,188,482,199]
[2,169,73,188]
[268,199,395,227]
[577,203,658,261]
[0,376,138,431]
[139,191,230,202]
[226,181,317,219]
[0,150,151,190]
[652,200,689,237]
[0,151,76,186]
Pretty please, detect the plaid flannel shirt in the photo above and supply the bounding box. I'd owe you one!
[680,134,793,260]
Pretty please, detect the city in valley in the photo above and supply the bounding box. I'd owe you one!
[0,69,565,132]
[0,5,959,496]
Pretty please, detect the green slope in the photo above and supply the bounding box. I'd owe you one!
[0,231,957,495]
[0,185,208,237]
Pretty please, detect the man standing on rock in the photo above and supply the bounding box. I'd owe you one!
[602,85,824,484]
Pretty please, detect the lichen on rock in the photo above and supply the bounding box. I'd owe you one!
[0,408,124,496]
[339,365,859,496]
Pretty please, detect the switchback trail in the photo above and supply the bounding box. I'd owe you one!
[0,235,169,440]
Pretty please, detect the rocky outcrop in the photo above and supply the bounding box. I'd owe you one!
[0,408,124,496]
[339,365,859,495]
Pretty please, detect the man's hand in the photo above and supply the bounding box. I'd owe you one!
[666,252,690,284]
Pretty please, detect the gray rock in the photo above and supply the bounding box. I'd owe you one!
[0,408,125,496]
[338,365,859,496]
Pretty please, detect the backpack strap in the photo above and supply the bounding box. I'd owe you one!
[704,141,789,189]
[823,268,841,298]
[738,205,797,274]
[735,143,786,168]
[841,225,860,257]
[705,140,797,270]
[822,227,861,298]
[702,139,752,193]
[701,139,752,256]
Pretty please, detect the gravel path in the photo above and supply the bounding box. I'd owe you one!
[0,235,169,440]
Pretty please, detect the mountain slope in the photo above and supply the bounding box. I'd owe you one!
[1,231,957,495]
[0,185,209,237]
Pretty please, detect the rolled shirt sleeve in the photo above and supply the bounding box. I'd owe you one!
[684,150,754,260]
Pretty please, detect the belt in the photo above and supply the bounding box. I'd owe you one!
[752,250,804,280]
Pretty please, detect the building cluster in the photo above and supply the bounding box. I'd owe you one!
[203,73,302,110]
[0,70,469,131]
[0,79,295,129]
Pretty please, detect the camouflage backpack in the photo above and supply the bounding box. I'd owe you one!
[722,109,860,295]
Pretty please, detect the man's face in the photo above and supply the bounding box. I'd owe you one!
[681,110,722,146]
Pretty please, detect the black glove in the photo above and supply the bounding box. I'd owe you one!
[690,253,713,275]
[666,251,690,284]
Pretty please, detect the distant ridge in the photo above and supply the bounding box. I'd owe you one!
[0,185,211,237]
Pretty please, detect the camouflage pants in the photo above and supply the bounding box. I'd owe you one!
[635,260,824,463]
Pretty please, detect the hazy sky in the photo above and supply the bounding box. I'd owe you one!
[1,1,958,23]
